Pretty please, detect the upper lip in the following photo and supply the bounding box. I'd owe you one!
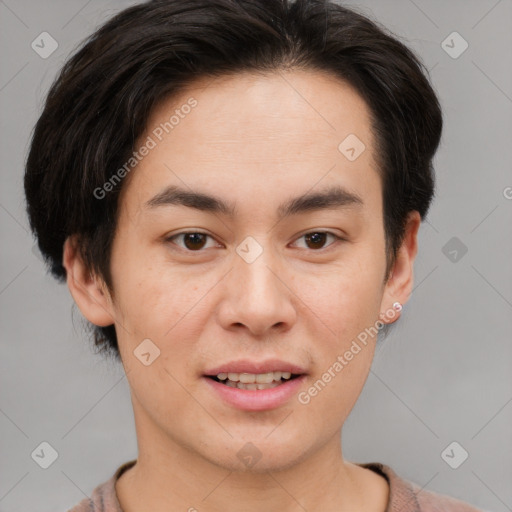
[204,359,308,376]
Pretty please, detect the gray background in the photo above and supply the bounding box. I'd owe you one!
[1,0,511,510]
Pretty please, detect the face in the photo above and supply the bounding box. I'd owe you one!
[66,69,418,473]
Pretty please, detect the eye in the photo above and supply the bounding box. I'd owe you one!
[165,230,345,252]
[166,231,220,251]
[292,231,345,250]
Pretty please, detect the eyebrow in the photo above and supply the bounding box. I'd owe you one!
[144,184,364,219]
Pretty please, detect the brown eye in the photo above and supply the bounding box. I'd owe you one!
[305,232,328,249]
[294,231,344,250]
[182,233,207,250]
[167,232,216,251]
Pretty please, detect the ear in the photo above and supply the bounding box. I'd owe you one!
[62,236,116,327]
[379,210,421,324]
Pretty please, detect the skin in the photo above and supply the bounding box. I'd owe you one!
[63,69,420,511]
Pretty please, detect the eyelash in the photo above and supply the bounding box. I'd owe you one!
[165,230,346,253]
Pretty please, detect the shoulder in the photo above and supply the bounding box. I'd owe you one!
[412,484,486,512]
[66,479,115,512]
[357,462,487,512]
[66,460,136,512]
[67,496,96,512]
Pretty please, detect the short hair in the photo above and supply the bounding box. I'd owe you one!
[24,0,443,360]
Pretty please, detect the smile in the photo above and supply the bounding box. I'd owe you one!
[211,371,298,390]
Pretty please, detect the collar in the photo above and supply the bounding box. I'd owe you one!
[96,459,421,512]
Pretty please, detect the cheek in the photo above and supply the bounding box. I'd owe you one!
[110,258,222,372]
[108,234,194,336]
[115,277,202,343]
[297,256,384,346]
[298,275,380,420]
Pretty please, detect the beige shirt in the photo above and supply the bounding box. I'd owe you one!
[67,460,484,511]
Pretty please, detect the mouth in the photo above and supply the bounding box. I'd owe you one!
[203,359,308,410]
[207,371,303,390]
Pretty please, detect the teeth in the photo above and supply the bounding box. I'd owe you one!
[218,371,293,383]
[237,381,281,390]
[237,382,257,390]
[256,372,274,384]
[240,373,256,384]
[213,371,297,389]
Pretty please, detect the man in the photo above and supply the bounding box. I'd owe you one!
[24,0,482,510]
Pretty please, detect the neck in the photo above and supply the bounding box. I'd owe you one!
[116,401,388,512]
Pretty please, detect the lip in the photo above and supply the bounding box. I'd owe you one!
[203,374,307,411]
[204,358,308,376]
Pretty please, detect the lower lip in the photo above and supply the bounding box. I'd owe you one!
[203,376,306,411]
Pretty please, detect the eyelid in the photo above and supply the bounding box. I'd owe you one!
[290,230,346,250]
[165,229,346,252]
[165,230,222,251]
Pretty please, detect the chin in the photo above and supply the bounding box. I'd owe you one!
[199,435,313,474]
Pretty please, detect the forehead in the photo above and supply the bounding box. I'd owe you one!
[120,69,381,217]
[151,69,375,154]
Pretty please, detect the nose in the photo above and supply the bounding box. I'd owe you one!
[215,242,298,338]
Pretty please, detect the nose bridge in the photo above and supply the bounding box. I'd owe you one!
[218,235,296,334]
[234,235,282,303]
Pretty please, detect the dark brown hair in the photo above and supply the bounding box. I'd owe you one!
[24,0,443,360]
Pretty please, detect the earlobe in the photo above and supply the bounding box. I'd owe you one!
[62,236,115,327]
[379,211,421,323]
